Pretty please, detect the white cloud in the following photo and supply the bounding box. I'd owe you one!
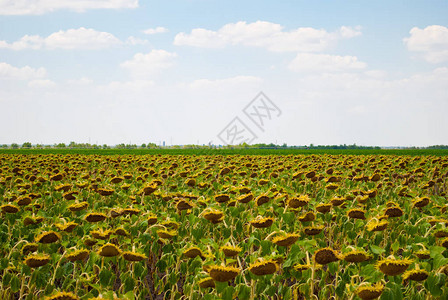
[0,0,139,15]
[174,21,361,52]
[28,79,56,88]
[67,77,93,85]
[188,75,262,90]
[126,36,149,46]
[120,49,177,78]
[288,53,367,73]
[0,62,46,80]
[404,25,448,63]
[143,27,169,35]
[0,28,124,50]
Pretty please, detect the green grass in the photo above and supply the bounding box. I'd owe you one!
[1,148,448,156]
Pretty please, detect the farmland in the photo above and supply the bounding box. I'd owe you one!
[1,152,448,300]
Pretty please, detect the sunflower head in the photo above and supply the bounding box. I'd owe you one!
[35,231,61,244]
[208,265,240,282]
[343,250,371,263]
[250,216,274,229]
[402,269,429,282]
[272,233,300,247]
[98,243,121,257]
[183,246,204,259]
[314,248,340,265]
[249,259,278,276]
[355,282,384,300]
[198,277,215,289]
[24,253,50,268]
[220,245,242,257]
[376,257,412,276]
[66,249,89,262]
[122,251,147,262]
[46,291,79,300]
[366,219,388,232]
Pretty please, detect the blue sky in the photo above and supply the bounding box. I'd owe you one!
[0,0,447,146]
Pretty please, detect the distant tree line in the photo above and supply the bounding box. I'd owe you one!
[0,142,447,150]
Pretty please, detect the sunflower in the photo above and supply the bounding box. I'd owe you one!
[250,216,274,229]
[1,204,19,213]
[198,277,215,288]
[114,228,129,237]
[208,265,240,282]
[356,195,369,204]
[326,183,339,190]
[272,233,299,247]
[23,216,44,226]
[122,251,147,262]
[110,176,124,184]
[176,199,194,211]
[203,209,224,223]
[55,222,78,233]
[402,269,429,281]
[256,195,270,206]
[46,291,79,300]
[441,238,448,248]
[293,264,311,272]
[366,219,388,232]
[249,260,278,276]
[347,208,366,220]
[376,257,412,276]
[16,196,32,206]
[220,245,242,257]
[343,250,371,263]
[288,195,310,208]
[304,225,324,236]
[330,197,345,207]
[384,206,403,218]
[413,197,430,208]
[316,203,331,214]
[97,188,114,196]
[22,243,38,255]
[414,250,430,260]
[157,229,177,239]
[91,229,112,240]
[24,253,50,268]
[68,202,88,212]
[314,248,340,265]
[214,194,230,203]
[298,211,315,223]
[434,229,448,238]
[183,247,204,259]
[66,249,89,262]
[355,282,384,300]
[36,231,61,244]
[237,193,253,203]
[98,243,121,257]
[84,213,107,223]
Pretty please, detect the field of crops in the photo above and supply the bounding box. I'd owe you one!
[1,153,448,300]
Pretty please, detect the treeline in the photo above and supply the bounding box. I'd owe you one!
[1,142,447,150]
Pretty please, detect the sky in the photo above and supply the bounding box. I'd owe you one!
[0,0,447,147]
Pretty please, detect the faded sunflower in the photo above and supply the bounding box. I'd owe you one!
[366,219,388,232]
[293,264,311,272]
[220,245,242,257]
[35,231,61,244]
[68,202,88,212]
[314,248,340,265]
[84,212,107,223]
[250,216,274,229]
[303,225,324,236]
[22,243,38,255]
[343,250,371,263]
[24,253,50,268]
[402,268,429,282]
[355,282,384,300]
[272,233,300,247]
[157,229,177,239]
[183,247,204,259]
[414,250,430,260]
[46,291,79,300]
[198,277,215,288]
[376,257,412,276]
[202,209,224,223]
[347,208,366,220]
[66,249,90,262]
[288,195,310,208]
[208,265,240,282]
[98,243,121,257]
[316,203,331,214]
[122,251,147,262]
[249,260,278,276]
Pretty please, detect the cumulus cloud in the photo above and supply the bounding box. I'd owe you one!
[404,25,448,63]
[0,0,139,15]
[174,21,361,52]
[0,28,122,50]
[120,49,177,78]
[0,62,46,80]
[143,27,169,35]
[188,75,262,90]
[28,79,56,88]
[288,53,367,73]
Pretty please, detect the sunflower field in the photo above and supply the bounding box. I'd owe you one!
[1,153,448,300]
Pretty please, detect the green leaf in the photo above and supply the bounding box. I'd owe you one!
[370,245,385,255]
[215,281,228,294]
[237,284,250,299]
[429,246,446,258]
[425,274,443,297]
[391,240,400,253]
[10,274,20,293]
[124,276,135,293]
[432,254,448,270]
[222,286,234,300]
[99,269,111,286]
